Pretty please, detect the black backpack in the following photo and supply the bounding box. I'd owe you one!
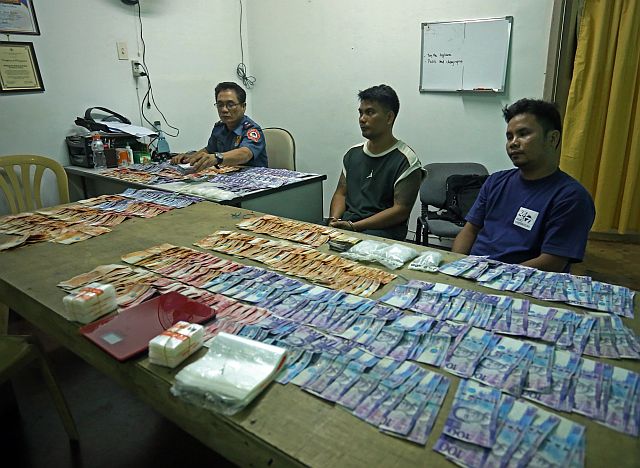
[435,174,488,226]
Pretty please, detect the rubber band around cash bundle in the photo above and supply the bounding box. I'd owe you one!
[62,282,117,324]
[149,321,204,368]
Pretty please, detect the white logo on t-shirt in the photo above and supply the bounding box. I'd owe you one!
[513,207,539,231]
[366,170,373,179]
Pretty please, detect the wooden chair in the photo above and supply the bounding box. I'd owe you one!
[0,335,79,442]
[263,128,296,170]
[0,154,70,215]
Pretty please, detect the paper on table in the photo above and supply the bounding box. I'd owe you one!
[99,120,157,137]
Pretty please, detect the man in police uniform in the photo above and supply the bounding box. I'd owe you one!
[171,81,267,170]
[328,84,422,240]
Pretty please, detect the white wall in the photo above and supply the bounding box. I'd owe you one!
[0,0,247,214]
[246,0,555,238]
[1,0,554,227]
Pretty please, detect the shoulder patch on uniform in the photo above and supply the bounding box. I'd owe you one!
[246,128,261,143]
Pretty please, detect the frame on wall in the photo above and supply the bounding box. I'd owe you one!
[0,41,44,92]
[0,0,40,35]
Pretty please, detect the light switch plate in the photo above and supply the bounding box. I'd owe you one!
[116,41,128,60]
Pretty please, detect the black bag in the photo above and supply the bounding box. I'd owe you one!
[436,174,489,226]
[74,107,131,132]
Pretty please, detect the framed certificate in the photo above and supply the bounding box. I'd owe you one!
[0,41,44,92]
[0,0,40,35]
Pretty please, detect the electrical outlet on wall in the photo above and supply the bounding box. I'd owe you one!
[131,60,143,78]
[116,41,128,60]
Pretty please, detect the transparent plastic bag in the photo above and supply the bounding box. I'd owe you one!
[376,243,419,269]
[170,332,286,415]
[343,240,418,270]
[408,250,443,272]
[341,239,388,262]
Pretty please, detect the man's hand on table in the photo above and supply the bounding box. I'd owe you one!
[170,150,216,172]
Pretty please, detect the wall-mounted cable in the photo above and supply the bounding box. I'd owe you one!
[236,0,256,88]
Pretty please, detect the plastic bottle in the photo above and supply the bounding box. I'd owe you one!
[91,133,106,169]
[125,143,134,165]
[154,120,171,161]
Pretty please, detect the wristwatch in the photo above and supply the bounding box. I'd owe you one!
[214,152,224,166]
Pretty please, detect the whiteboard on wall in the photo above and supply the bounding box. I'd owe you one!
[420,17,513,92]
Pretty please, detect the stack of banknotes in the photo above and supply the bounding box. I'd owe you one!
[59,243,640,446]
[434,379,586,467]
[439,256,635,318]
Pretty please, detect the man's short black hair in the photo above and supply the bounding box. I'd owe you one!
[358,84,400,119]
[215,82,246,104]
[502,98,562,136]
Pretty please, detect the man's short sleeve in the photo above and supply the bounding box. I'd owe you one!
[465,175,490,227]
[239,126,266,161]
[540,189,595,262]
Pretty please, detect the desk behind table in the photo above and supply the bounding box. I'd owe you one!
[1,201,638,467]
[64,165,326,224]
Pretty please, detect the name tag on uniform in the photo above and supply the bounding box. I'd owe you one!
[513,207,539,231]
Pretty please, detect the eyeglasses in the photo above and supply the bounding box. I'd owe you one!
[214,101,243,110]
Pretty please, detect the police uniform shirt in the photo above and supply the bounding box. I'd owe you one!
[205,115,268,167]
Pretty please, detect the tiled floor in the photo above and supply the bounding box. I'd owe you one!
[3,239,638,467]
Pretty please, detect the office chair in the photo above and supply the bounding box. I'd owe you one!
[0,335,79,442]
[416,162,488,247]
[263,128,296,171]
[0,155,70,215]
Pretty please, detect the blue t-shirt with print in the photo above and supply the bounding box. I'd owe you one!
[206,115,267,167]
[467,169,595,265]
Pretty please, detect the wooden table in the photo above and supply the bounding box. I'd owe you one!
[64,165,326,224]
[1,201,638,467]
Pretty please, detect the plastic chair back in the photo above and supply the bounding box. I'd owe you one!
[263,128,296,170]
[0,155,70,214]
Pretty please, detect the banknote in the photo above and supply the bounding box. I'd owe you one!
[443,327,494,378]
[506,410,559,468]
[379,372,441,436]
[524,342,553,393]
[527,417,584,468]
[337,374,381,410]
[473,336,532,388]
[502,347,534,397]
[523,349,580,411]
[483,399,537,468]
[401,377,450,445]
[414,332,451,367]
[569,358,607,420]
[433,434,488,468]
[379,285,421,309]
[320,365,362,402]
[388,331,422,362]
[353,381,392,420]
[443,379,501,448]
[603,366,639,434]
[366,327,405,358]
[303,358,347,395]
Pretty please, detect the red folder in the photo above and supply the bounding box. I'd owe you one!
[79,292,215,361]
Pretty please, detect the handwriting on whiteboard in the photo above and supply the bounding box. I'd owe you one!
[426,53,463,67]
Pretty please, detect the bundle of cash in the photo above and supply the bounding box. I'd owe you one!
[439,257,636,318]
[434,383,587,468]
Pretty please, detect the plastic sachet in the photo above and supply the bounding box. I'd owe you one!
[408,250,443,272]
[342,239,419,270]
[171,332,287,415]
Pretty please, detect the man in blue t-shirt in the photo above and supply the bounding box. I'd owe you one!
[452,98,595,272]
[171,81,267,170]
